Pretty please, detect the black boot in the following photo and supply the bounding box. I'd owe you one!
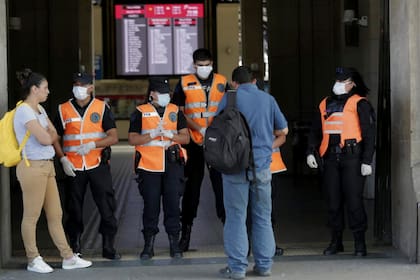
[179,224,192,252]
[140,233,156,260]
[275,246,284,256]
[353,231,367,256]
[169,234,183,259]
[102,235,121,260]
[323,231,344,255]
[69,234,82,255]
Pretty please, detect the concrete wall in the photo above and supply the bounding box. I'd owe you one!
[390,0,420,262]
[0,0,10,268]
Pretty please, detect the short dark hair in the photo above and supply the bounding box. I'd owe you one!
[232,66,253,84]
[193,48,212,63]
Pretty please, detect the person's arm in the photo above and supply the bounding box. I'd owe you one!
[272,98,289,135]
[272,134,286,149]
[307,110,322,155]
[173,128,190,145]
[25,119,54,145]
[171,110,190,145]
[358,99,376,164]
[95,128,118,148]
[127,110,155,146]
[94,104,118,148]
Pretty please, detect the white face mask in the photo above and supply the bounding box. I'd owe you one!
[156,93,170,107]
[196,65,213,80]
[332,82,348,95]
[72,86,89,100]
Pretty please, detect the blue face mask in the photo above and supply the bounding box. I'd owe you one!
[156,93,170,107]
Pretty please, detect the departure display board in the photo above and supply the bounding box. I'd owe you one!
[115,3,204,76]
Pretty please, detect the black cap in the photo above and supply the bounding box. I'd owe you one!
[73,72,93,85]
[335,67,355,80]
[149,77,170,93]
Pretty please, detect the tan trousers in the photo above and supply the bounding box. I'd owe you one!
[16,160,73,261]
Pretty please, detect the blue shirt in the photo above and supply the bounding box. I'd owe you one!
[217,83,288,171]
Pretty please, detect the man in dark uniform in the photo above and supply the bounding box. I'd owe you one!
[306,67,376,256]
[128,77,190,259]
[172,48,227,251]
[53,72,121,260]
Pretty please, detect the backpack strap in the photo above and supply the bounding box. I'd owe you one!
[20,131,30,167]
[225,89,257,184]
[226,90,237,108]
[18,102,32,167]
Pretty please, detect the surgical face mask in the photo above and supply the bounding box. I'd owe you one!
[156,93,170,107]
[196,65,213,80]
[72,86,89,100]
[332,82,348,95]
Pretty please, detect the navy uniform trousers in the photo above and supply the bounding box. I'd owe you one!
[137,157,184,236]
[65,163,118,238]
[322,150,367,233]
[181,141,225,225]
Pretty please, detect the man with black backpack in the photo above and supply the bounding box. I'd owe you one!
[218,66,288,280]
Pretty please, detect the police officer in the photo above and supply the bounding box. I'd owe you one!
[128,77,190,260]
[306,67,376,256]
[53,72,121,260]
[172,48,227,251]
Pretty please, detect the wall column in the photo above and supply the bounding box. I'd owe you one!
[389,0,420,262]
[0,0,11,268]
[241,0,264,80]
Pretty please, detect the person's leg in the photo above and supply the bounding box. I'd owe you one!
[250,168,275,274]
[16,161,49,261]
[180,142,205,251]
[208,166,225,223]
[163,161,183,258]
[42,162,73,259]
[138,170,162,259]
[271,172,284,256]
[88,164,119,259]
[65,170,88,254]
[222,171,249,276]
[341,156,367,256]
[322,155,345,255]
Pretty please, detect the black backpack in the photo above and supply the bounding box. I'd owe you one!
[203,90,254,175]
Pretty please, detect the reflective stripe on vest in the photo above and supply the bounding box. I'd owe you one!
[181,73,226,145]
[270,148,287,173]
[135,103,180,172]
[319,94,364,157]
[59,99,106,170]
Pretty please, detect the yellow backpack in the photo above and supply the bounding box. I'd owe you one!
[0,101,30,167]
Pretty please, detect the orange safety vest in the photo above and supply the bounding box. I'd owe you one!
[135,103,184,172]
[319,94,365,157]
[182,73,226,145]
[270,148,287,173]
[59,99,107,170]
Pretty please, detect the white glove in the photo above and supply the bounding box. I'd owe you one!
[162,130,174,139]
[361,164,372,176]
[76,141,96,155]
[149,128,163,139]
[199,127,206,137]
[60,156,76,177]
[306,154,318,169]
